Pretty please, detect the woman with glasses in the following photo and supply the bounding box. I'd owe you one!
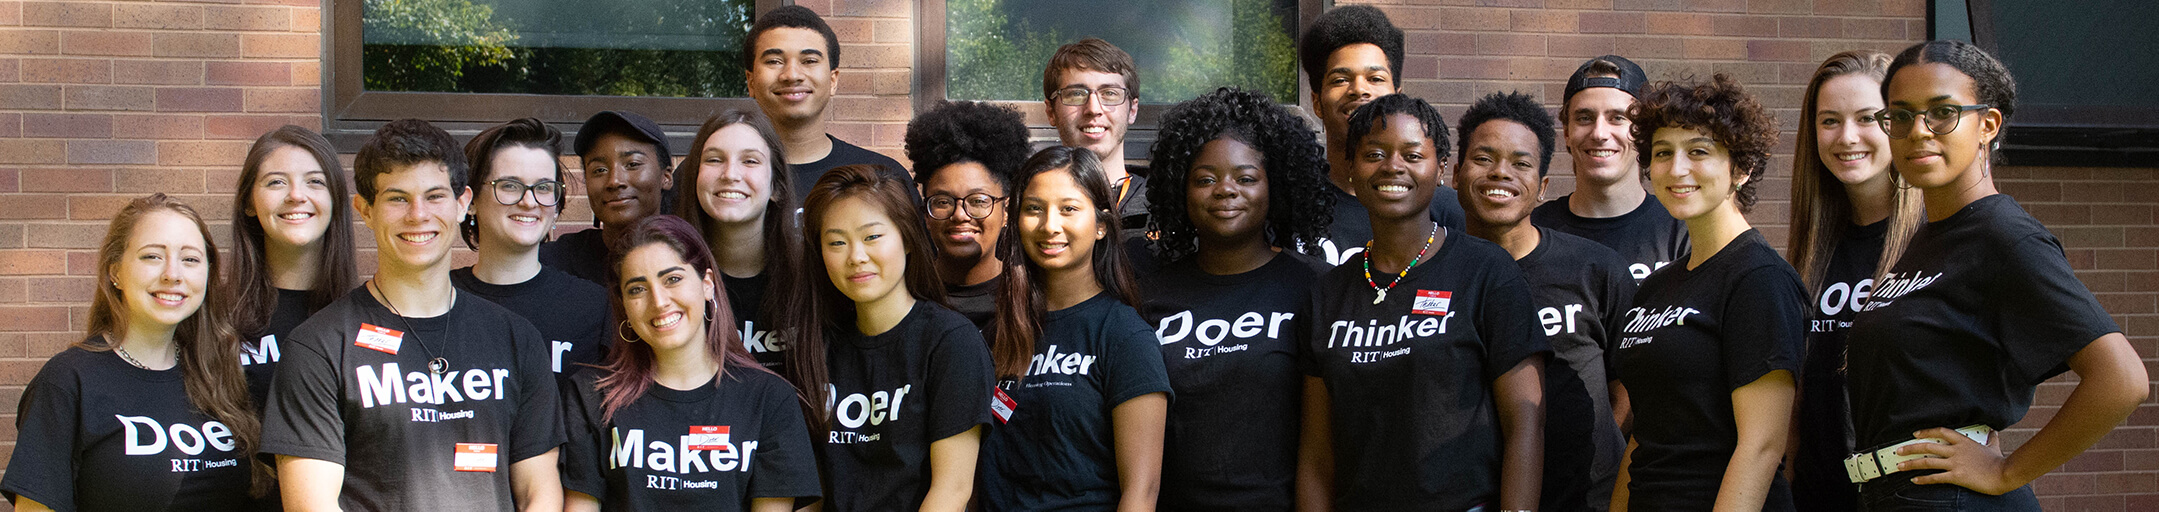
[1135,88,1332,511]
[678,111,805,373]
[1841,40,2146,510]
[226,125,359,410]
[451,118,612,384]
[904,101,1033,329]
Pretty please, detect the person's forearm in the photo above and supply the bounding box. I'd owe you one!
[1297,377,1335,512]
[277,455,347,512]
[1610,439,1634,512]
[1711,432,1784,511]
[920,427,984,512]
[1111,393,1168,512]
[1609,381,1633,436]
[2002,334,2147,488]
[511,449,563,512]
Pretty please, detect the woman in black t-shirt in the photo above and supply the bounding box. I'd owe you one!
[677,111,805,372]
[1614,75,1803,511]
[788,165,995,511]
[226,126,359,408]
[561,215,821,512]
[1842,40,2146,510]
[1782,50,1926,511]
[1297,94,1548,512]
[904,101,1031,330]
[451,118,611,384]
[3,195,266,511]
[1138,88,1333,511]
[979,146,1173,511]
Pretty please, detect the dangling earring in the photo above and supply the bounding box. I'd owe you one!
[619,320,641,343]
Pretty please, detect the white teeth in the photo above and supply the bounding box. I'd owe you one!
[398,232,437,243]
[1838,152,1868,162]
[509,215,539,223]
[653,312,682,329]
[716,191,748,199]
[1082,127,1106,134]
[279,212,312,220]
[1671,186,1699,194]
[1588,150,1618,158]
[153,292,185,302]
[1481,188,1516,198]
[1376,185,1409,193]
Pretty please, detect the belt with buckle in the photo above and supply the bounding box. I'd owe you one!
[1843,424,1995,484]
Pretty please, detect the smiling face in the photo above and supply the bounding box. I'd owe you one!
[922,161,1006,267]
[1457,119,1548,231]
[247,145,336,253]
[356,161,471,275]
[1045,69,1139,164]
[747,27,838,127]
[617,242,716,353]
[1313,43,1396,148]
[695,124,777,227]
[114,210,212,335]
[1186,137,1271,245]
[1647,126,1742,222]
[1352,113,1443,222]
[819,196,911,308]
[1563,87,1639,187]
[475,146,559,250]
[1017,169,1106,275]
[582,132,671,228]
[1815,74,1894,188]
[1884,62,1999,191]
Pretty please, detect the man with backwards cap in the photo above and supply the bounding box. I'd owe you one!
[1531,55,1690,283]
[541,110,675,285]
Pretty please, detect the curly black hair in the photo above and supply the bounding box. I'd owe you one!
[1886,39,2017,163]
[1300,5,1405,94]
[1456,91,1558,177]
[1630,74,1780,213]
[904,101,1032,192]
[1144,88,1335,263]
[354,118,466,202]
[1346,93,1452,161]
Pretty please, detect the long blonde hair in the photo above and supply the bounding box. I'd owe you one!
[1787,50,1925,293]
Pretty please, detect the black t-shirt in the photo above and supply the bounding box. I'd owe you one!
[1137,251,1326,511]
[1515,227,1636,512]
[721,272,789,372]
[1298,229,1548,511]
[1531,194,1690,283]
[1311,183,1468,266]
[944,275,1000,331]
[1847,194,2119,449]
[819,301,995,511]
[451,266,612,385]
[1612,229,1802,511]
[789,135,912,203]
[260,287,565,512]
[244,288,315,412]
[561,368,822,511]
[539,228,613,286]
[1792,221,1885,509]
[977,293,1174,511]
[3,344,252,511]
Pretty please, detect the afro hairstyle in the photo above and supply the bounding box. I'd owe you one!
[1144,87,1335,263]
[904,100,1033,194]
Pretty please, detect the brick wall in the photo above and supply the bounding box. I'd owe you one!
[1,0,2152,507]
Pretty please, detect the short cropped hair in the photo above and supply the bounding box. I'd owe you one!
[1630,74,1780,212]
[1345,93,1452,162]
[744,5,839,70]
[1041,38,1140,102]
[1299,5,1405,94]
[354,119,467,203]
[1456,91,1559,177]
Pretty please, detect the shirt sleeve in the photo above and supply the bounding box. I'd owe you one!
[558,373,607,501]
[1297,283,1327,378]
[1479,260,1551,382]
[1720,267,1808,390]
[749,374,824,501]
[1994,232,2122,385]
[1600,262,1640,383]
[926,322,995,441]
[260,324,350,464]
[508,317,566,463]
[0,359,83,511]
[1102,311,1174,407]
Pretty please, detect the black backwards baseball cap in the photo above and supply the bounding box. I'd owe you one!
[1562,55,1648,104]
[574,110,672,162]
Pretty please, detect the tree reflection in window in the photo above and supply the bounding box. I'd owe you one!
[362,0,754,98]
[947,0,1299,105]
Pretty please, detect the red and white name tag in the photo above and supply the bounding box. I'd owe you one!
[989,387,1017,424]
[452,443,498,472]
[355,323,403,355]
[687,426,731,451]
[1412,290,1453,317]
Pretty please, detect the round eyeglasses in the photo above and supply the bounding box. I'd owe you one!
[1879,104,1989,139]
[487,178,563,207]
[926,193,1006,220]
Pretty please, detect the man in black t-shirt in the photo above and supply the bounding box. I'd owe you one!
[263,120,563,511]
[1456,91,1635,512]
[1298,6,1465,266]
[542,110,674,285]
[745,6,912,201]
[1531,55,1688,282]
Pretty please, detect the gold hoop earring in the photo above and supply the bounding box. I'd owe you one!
[619,320,641,343]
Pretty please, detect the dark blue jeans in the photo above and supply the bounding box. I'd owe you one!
[1858,472,2038,511]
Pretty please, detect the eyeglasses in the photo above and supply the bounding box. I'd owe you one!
[926,193,1006,220]
[486,178,563,207]
[1051,86,1131,107]
[1879,104,1990,139]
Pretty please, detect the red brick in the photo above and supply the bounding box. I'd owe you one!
[0,1,21,25]
[1612,0,1679,9]
[112,60,201,85]
[2099,249,2159,271]
[1552,0,1618,8]
[0,29,60,54]
[1616,36,1685,59]
[290,7,320,34]
[59,30,148,57]
[21,113,109,138]
[870,19,907,44]
[1684,37,1746,60]
[1712,15,1778,37]
[1814,0,1884,16]
[156,87,242,112]
[242,88,315,113]
[113,168,203,194]
[1578,11,1646,34]
[2094,205,2155,226]
[205,114,304,139]
[826,18,870,44]
[1547,35,1615,58]
[1648,13,1714,35]
[1883,0,1924,16]
[0,278,21,303]
[22,275,88,303]
[0,250,65,276]
[1407,31,1477,56]
[1435,7,1510,32]
[205,5,288,31]
[0,113,18,138]
[66,139,154,165]
[0,306,66,331]
[1748,40,1813,62]
[0,194,64,220]
[1511,10,1576,33]
[17,57,107,83]
[25,223,99,250]
[1841,18,1905,40]
[1476,33,1544,56]
[240,33,315,59]
[1684,0,1746,13]
[151,32,239,59]
[1778,15,1842,38]
[291,61,319,85]
[1436,57,1510,80]
[156,140,250,167]
[0,84,62,109]
[65,194,132,221]
[1748,0,1814,14]
[64,250,95,275]
[22,1,107,28]
[0,58,16,81]
[61,84,153,111]
[111,3,203,30]
[0,140,65,164]
[206,61,289,86]
[828,96,909,122]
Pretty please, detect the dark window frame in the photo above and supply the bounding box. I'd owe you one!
[322,0,786,150]
[911,0,1327,161]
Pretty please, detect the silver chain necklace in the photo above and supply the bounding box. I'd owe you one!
[370,280,452,377]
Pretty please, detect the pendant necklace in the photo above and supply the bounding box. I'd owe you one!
[1363,222,1440,304]
[370,280,451,377]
